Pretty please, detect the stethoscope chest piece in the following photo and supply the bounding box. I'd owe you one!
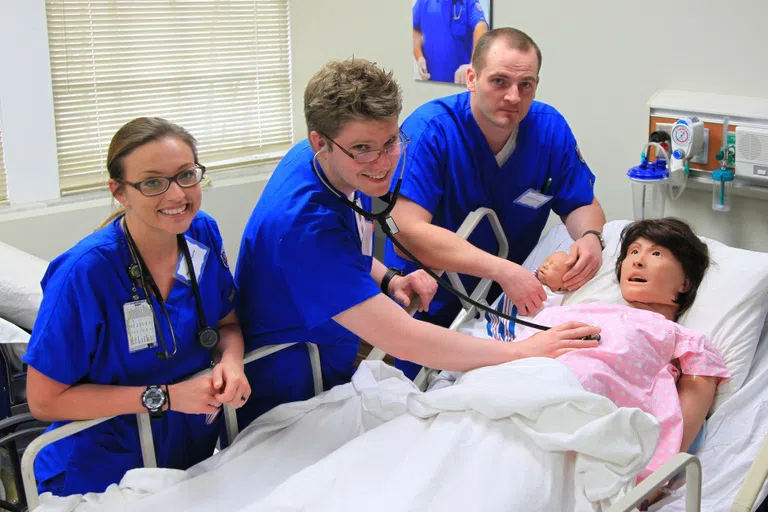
[197,327,220,350]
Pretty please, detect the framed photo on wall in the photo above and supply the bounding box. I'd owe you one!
[412,0,492,84]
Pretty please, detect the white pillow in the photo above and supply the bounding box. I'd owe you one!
[0,241,48,331]
[0,316,30,373]
[530,220,768,409]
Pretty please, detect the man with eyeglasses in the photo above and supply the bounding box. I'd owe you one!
[233,58,601,429]
[386,27,607,379]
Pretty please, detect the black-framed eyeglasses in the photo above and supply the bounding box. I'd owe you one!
[320,131,410,164]
[123,164,206,197]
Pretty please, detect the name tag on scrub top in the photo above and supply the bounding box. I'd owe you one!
[176,237,210,285]
[355,198,374,257]
[513,188,553,209]
[124,300,158,353]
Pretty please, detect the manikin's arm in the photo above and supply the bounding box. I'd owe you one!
[677,374,718,452]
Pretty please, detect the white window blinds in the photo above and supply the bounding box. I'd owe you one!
[0,119,6,203]
[46,1,293,194]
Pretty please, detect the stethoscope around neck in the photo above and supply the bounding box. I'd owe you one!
[452,0,463,20]
[123,218,220,360]
[309,139,593,339]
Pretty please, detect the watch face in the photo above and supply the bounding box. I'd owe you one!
[143,387,165,410]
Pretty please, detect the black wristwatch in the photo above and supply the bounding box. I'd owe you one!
[141,384,167,420]
[380,267,405,295]
[582,230,605,250]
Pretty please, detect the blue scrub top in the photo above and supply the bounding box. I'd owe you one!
[385,92,596,330]
[234,140,379,429]
[413,0,487,83]
[23,212,235,496]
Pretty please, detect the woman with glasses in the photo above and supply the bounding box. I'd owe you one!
[233,59,600,430]
[23,117,250,496]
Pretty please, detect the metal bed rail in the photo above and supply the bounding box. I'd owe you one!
[21,342,322,510]
[366,207,508,391]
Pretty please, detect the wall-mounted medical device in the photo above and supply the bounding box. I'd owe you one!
[646,90,768,214]
[735,126,768,181]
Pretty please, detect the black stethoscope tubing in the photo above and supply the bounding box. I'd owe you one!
[310,144,566,335]
[123,218,220,359]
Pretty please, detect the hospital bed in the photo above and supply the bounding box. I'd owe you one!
[14,212,768,512]
[0,242,54,511]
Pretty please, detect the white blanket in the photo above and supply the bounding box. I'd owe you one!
[37,361,419,512]
[244,358,658,512]
[37,360,658,512]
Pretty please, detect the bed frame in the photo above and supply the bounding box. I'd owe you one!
[19,209,768,512]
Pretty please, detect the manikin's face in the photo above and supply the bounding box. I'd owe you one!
[620,238,689,310]
[537,251,570,291]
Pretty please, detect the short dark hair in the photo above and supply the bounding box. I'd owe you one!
[471,27,542,74]
[615,218,710,318]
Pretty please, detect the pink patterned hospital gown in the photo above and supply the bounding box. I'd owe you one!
[513,303,730,480]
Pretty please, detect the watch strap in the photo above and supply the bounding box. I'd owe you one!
[380,267,405,295]
[582,230,605,250]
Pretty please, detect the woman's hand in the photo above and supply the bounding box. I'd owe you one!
[515,321,601,359]
[168,375,222,415]
[211,357,251,408]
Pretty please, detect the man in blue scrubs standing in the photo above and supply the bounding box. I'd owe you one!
[386,27,607,377]
[234,58,601,428]
[413,0,489,83]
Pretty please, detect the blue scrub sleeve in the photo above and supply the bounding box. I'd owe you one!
[412,0,424,30]
[468,0,487,29]
[201,218,235,321]
[276,214,380,331]
[549,122,596,217]
[23,255,103,386]
[398,119,448,216]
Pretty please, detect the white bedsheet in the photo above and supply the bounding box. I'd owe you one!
[37,358,658,512]
[244,358,657,512]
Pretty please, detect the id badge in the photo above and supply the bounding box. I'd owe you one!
[513,188,553,209]
[176,237,210,286]
[123,300,158,353]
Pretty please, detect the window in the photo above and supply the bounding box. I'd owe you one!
[46,1,293,194]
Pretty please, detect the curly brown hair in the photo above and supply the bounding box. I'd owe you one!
[304,58,402,148]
